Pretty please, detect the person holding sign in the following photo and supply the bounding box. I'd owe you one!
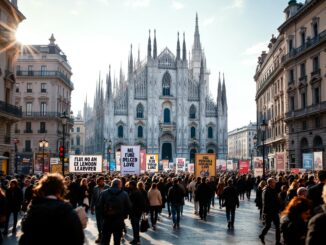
[147,183,162,231]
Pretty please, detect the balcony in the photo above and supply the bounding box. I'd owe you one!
[0,100,22,119]
[38,130,48,133]
[159,122,176,132]
[4,135,10,144]
[15,129,20,134]
[22,111,62,119]
[311,69,321,78]
[16,70,74,89]
[282,30,326,64]
[285,101,326,121]
[22,148,32,153]
[24,129,33,133]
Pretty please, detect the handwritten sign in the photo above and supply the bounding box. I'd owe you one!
[121,145,140,175]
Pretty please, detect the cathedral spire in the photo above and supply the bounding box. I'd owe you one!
[199,58,204,81]
[147,29,152,58]
[182,32,187,61]
[137,44,140,66]
[153,29,157,59]
[128,44,133,76]
[217,72,222,103]
[107,65,112,98]
[193,12,201,50]
[222,73,227,110]
[119,62,124,88]
[176,32,180,60]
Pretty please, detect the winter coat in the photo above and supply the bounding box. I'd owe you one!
[196,183,211,203]
[167,184,185,206]
[262,186,280,215]
[6,187,23,212]
[281,215,307,245]
[221,185,239,208]
[129,189,146,217]
[148,189,162,207]
[19,197,84,245]
[305,204,326,245]
[90,184,109,210]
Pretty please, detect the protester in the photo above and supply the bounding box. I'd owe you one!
[221,178,239,229]
[281,197,311,245]
[259,178,281,245]
[21,178,33,212]
[90,176,109,243]
[19,173,84,245]
[196,177,211,221]
[3,179,23,235]
[147,183,162,230]
[307,170,326,211]
[80,178,90,212]
[255,180,266,219]
[245,174,254,200]
[99,178,131,245]
[297,187,308,198]
[167,178,185,229]
[216,177,226,209]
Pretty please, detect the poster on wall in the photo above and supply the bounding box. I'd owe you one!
[227,160,233,171]
[161,159,169,171]
[188,163,194,173]
[216,159,226,172]
[140,149,146,173]
[69,155,102,173]
[313,151,323,171]
[276,152,285,172]
[120,145,140,176]
[146,154,159,173]
[169,162,175,171]
[303,153,313,170]
[115,151,121,171]
[109,160,116,171]
[195,154,216,178]
[253,157,263,177]
[176,158,186,173]
[34,153,50,174]
[239,160,250,174]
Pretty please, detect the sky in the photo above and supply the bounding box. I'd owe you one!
[15,0,298,132]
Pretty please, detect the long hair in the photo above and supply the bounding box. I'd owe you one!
[281,196,311,221]
[33,173,67,200]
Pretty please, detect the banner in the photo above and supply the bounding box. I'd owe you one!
[120,146,140,175]
[109,160,116,171]
[313,151,323,171]
[115,151,121,171]
[188,163,194,173]
[195,154,216,178]
[253,157,263,177]
[239,160,249,174]
[216,159,226,172]
[227,160,233,171]
[34,153,50,173]
[161,159,169,171]
[146,154,159,173]
[176,158,186,173]
[50,158,60,165]
[169,162,175,171]
[303,153,313,170]
[69,155,102,173]
[291,168,300,174]
[276,152,285,171]
[140,149,146,173]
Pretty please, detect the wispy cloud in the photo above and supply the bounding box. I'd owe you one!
[203,16,215,27]
[171,0,184,10]
[124,0,151,8]
[224,0,245,10]
[243,41,268,56]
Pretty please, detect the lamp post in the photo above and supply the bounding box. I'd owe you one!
[13,138,19,173]
[60,111,69,176]
[260,120,268,179]
[39,139,48,173]
[251,134,257,171]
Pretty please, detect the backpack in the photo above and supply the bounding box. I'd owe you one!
[104,190,123,217]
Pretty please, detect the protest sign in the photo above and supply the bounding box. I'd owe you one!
[176,158,186,173]
[146,154,159,173]
[121,145,140,175]
[195,154,216,178]
[69,155,102,173]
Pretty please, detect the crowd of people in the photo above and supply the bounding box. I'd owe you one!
[0,169,325,245]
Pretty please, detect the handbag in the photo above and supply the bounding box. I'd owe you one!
[83,197,89,207]
[75,206,88,229]
[140,213,150,232]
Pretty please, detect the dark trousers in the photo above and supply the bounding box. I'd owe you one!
[226,206,236,225]
[101,221,123,245]
[199,201,208,219]
[95,210,103,236]
[130,214,141,242]
[4,210,18,232]
[167,201,171,215]
[260,213,280,243]
[149,206,160,226]
[246,189,251,200]
[171,204,181,225]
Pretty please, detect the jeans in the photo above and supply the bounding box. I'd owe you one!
[167,201,171,215]
[149,206,160,226]
[130,214,141,242]
[95,210,103,236]
[101,221,123,245]
[194,201,199,213]
[226,206,236,225]
[4,210,18,232]
[171,204,181,225]
[199,201,208,219]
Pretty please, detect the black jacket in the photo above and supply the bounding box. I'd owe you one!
[305,204,326,245]
[19,198,84,245]
[167,184,184,205]
[307,183,324,209]
[129,189,146,217]
[196,182,211,203]
[262,186,279,215]
[6,187,23,212]
[221,185,239,208]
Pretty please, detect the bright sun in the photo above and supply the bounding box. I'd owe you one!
[15,25,29,45]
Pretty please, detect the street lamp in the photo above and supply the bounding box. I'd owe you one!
[251,134,257,171]
[260,120,268,179]
[60,111,69,176]
[39,139,49,173]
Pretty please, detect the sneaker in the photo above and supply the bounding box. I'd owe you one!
[227,222,231,229]
[95,237,101,244]
[176,223,180,228]
[130,240,140,245]
[173,223,177,229]
[152,225,156,231]
[259,234,265,244]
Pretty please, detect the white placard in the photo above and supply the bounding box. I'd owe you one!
[69,155,102,173]
[121,145,140,176]
[176,158,186,173]
[50,157,60,165]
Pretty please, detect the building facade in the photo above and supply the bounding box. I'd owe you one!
[255,0,326,169]
[228,122,257,161]
[0,0,25,174]
[14,35,74,173]
[70,112,85,155]
[84,14,228,163]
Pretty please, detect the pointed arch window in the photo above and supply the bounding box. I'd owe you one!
[136,104,144,118]
[162,72,171,96]
[191,127,196,139]
[118,125,123,138]
[138,126,143,138]
[208,127,213,139]
[189,105,196,119]
[163,108,171,123]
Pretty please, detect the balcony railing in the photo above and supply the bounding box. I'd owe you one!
[4,135,10,144]
[22,111,62,118]
[16,70,74,89]
[15,129,20,134]
[38,130,48,133]
[22,148,32,153]
[282,30,326,64]
[311,69,321,77]
[0,100,22,118]
[24,129,33,133]
[285,101,326,120]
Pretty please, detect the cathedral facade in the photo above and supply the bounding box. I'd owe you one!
[84,14,228,163]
